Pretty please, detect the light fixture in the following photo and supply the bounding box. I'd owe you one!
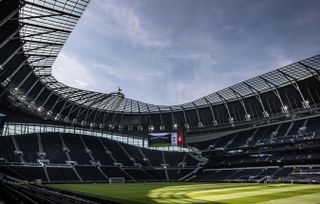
[37,106,43,112]
[148,125,154,131]
[54,114,61,120]
[138,125,143,131]
[1,78,10,87]
[302,100,310,109]
[212,120,218,126]
[108,124,114,130]
[172,123,178,130]
[20,95,26,101]
[27,101,35,108]
[245,114,251,121]
[159,125,165,131]
[281,105,289,114]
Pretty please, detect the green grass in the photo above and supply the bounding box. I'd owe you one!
[47,182,320,204]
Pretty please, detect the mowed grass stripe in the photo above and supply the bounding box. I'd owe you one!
[257,192,320,204]
[49,182,257,204]
[148,185,320,204]
[150,184,320,203]
[48,184,152,204]
[198,184,320,202]
[151,185,320,204]
[149,184,280,199]
[184,184,290,197]
[49,182,255,201]
[47,183,320,204]
[220,186,320,204]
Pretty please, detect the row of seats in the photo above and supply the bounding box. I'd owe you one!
[192,117,320,184]
[0,180,96,204]
[194,117,320,151]
[206,151,320,169]
[0,133,199,168]
[0,165,195,182]
[193,167,294,182]
[0,133,199,183]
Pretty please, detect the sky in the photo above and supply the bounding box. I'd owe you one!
[52,0,320,106]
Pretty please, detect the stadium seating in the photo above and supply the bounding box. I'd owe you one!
[0,116,319,184]
[124,169,154,181]
[10,166,48,182]
[100,166,133,181]
[164,151,185,167]
[0,166,26,180]
[120,143,150,166]
[227,130,255,149]
[166,169,194,180]
[144,169,167,180]
[0,137,20,163]
[191,116,320,183]
[46,167,79,182]
[99,139,133,166]
[183,154,199,166]
[141,148,164,166]
[193,167,293,182]
[61,134,92,164]
[81,136,115,165]
[0,180,97,204]
[1,1,320,202]
[75,166,106,181]
[0,132,198,183]
[41,133,68,164]
[14,134,39,163]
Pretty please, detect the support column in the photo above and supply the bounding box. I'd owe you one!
[216,93,234,126]
[229,87,251,121]
[192,102,203,127]
[203,96,218,126]
[259,76,289,117]
[243,82,269,118]
[181,106,189,131]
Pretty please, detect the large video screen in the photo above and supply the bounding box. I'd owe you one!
[148,131,184,147]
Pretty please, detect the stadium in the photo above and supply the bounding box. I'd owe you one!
[0,0,319,203]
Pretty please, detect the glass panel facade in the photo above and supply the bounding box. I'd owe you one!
[1,122,190,152]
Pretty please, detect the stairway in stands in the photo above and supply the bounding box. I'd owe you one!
[187,146,208,166]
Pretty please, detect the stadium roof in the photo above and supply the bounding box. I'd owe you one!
[15,0,320,114]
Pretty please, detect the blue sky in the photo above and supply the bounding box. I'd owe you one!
[52,0,320,105]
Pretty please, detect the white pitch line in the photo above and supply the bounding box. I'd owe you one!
[256,192,320,204]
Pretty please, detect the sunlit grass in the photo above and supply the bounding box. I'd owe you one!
[47,182,320,204]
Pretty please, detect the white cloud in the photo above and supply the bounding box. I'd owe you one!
[87,0,170,49]
[166,53,210,60]
[51,0,315,106]
[52,52,113,92]
[93,62,165,82]
[266,47,293,68]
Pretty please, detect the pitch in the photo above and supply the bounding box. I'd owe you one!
[47,182,320,204]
